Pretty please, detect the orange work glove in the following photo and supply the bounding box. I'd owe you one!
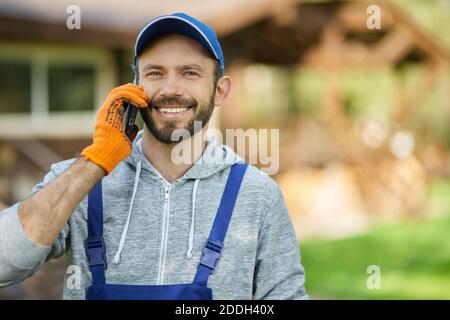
[81,84,149,175]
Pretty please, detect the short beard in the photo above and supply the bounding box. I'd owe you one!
[140,90,216,145]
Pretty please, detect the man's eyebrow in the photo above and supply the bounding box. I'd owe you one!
[141,64,164,72]
[178,64,205,72]
[141,63,205,72]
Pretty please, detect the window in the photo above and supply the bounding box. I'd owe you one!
[0,60,31,113]
[0,43,111,116]
[0,43,117,138]
[48,63,96,112]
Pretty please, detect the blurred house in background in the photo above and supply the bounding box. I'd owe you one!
[0,0,449,299]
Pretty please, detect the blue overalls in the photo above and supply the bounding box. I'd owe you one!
[84,163,248,300]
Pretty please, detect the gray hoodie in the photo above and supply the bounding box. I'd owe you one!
[0,131,308,299]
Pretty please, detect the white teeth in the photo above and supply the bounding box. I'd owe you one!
[157,107,188,113]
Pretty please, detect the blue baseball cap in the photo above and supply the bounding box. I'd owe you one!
[133,13,224,75]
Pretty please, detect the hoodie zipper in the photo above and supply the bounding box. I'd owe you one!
[157,184,172,285]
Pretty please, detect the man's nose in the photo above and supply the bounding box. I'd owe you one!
[158,73,183,97]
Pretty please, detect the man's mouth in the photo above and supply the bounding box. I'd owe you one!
[154,106,192,113]
[152,105,194,119]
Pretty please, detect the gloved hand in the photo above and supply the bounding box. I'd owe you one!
[81,83,149,175]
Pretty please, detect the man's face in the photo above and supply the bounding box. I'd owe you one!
[137,34,218,144]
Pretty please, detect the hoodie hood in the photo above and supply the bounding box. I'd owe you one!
[113,130,242,264]
[125,130,242,180]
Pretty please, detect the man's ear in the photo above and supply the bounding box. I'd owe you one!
[214,76,232,107]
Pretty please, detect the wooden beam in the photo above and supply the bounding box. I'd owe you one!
[369,27,414,64]
[0,16,135,48]
[10,140,63,171]
[384,1,450,63]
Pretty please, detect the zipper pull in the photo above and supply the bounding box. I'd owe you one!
[164,187,171,200]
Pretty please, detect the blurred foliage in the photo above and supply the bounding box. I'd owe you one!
[246,62,450,147]
[340,68,395,119]
[301,179,450,299]
[392,0,450,49]
[294,68,326,116]
[428,177,450,216]
[301,0,450,49]
[244,65,290,122]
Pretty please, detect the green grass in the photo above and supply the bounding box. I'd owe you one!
[300,214,450,299]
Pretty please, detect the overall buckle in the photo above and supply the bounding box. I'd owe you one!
[198,239,223,274]
[85,236,107,269]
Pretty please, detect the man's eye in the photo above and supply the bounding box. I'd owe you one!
[184,71,199,77]
[148,71,162,76]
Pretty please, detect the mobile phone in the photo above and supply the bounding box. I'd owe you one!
[124,103,138,139]
[123,78,139,139]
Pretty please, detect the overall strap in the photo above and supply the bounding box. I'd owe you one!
[85,180,107,285]
[193,163,248,286]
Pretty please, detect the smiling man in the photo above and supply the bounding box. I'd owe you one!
[0,13,308,300]
[139,35,222,146]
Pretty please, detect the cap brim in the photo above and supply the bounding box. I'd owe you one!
[135,16,219,61]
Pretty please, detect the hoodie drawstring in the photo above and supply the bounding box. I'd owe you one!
[186,179,200,259]
[113,159,142,264]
